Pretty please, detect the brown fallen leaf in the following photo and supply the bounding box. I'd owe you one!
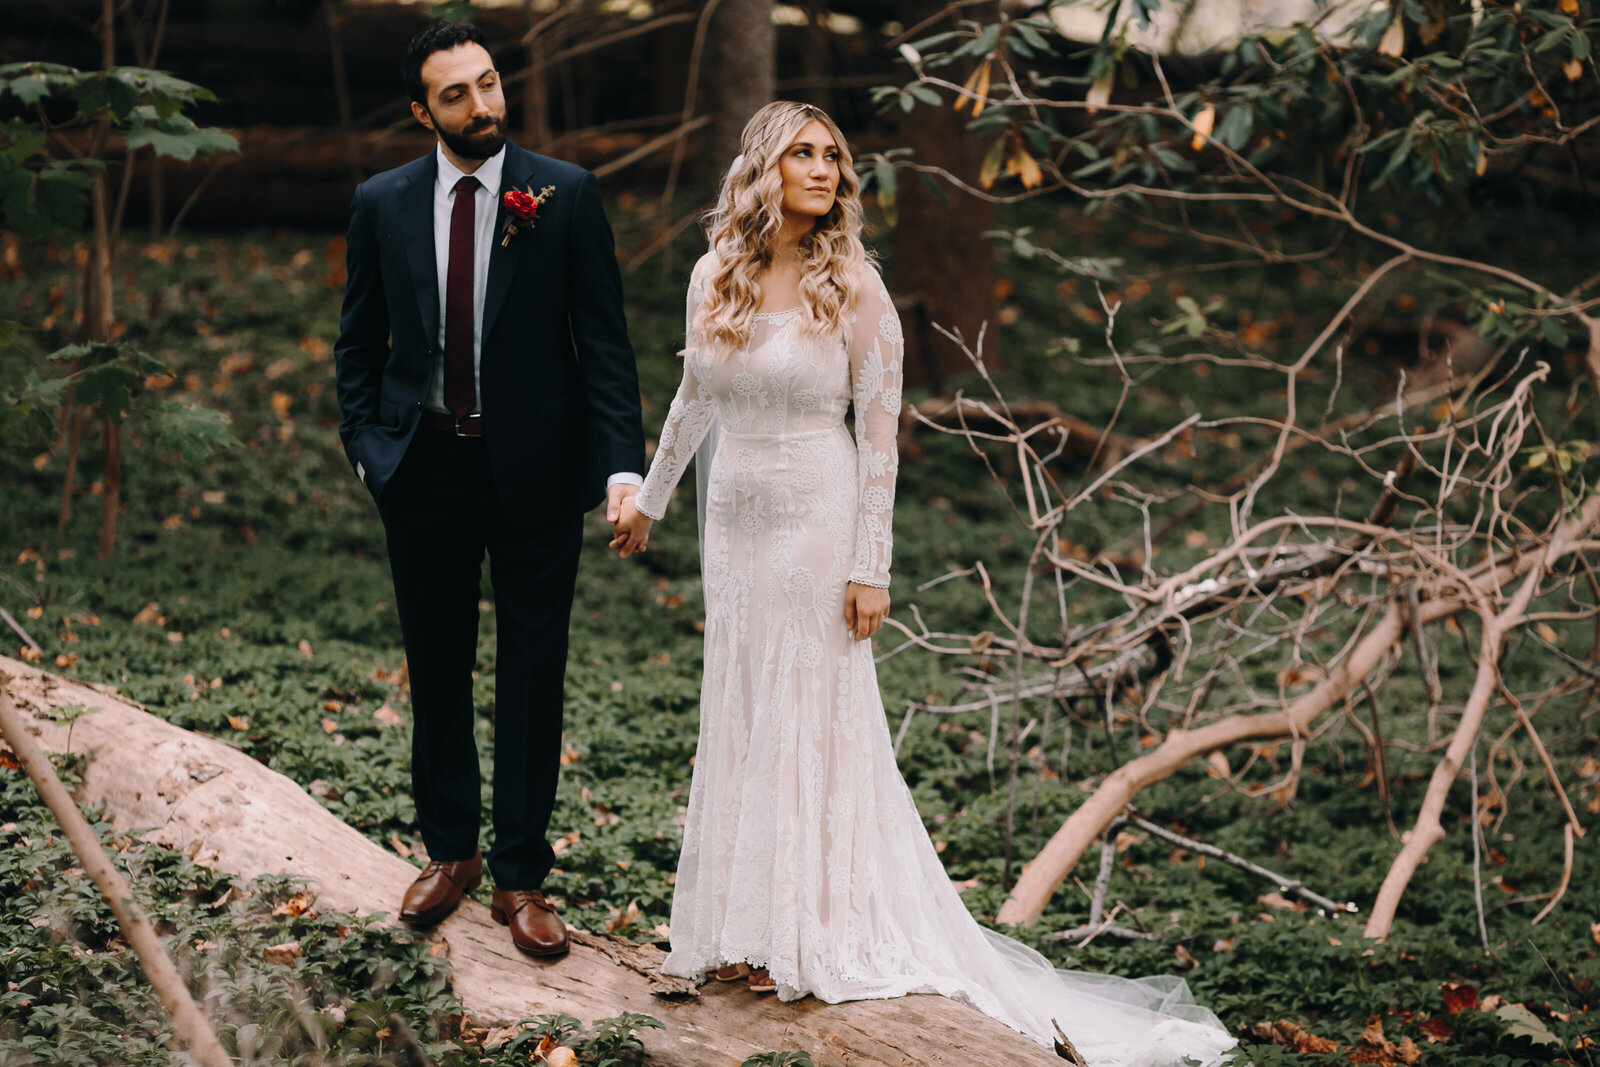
[261,940,301,966]
[132,603,164,626]
[1440,982,1477,1014]
[605,898,642,933]
[1253,1020,1340,1054]
[271,893,314,918]
[389,832,412,859]
[1417,1018,1451,1043]
[373,705,403,727]
[298,639,314,659]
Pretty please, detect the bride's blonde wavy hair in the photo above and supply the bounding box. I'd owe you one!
[694,101,868,353]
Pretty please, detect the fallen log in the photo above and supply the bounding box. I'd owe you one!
[0,656,1060,1066]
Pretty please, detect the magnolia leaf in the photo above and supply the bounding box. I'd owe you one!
[1086,70,1114,112]
[1378,17,1405,57]
[1216,105,1253,151]
[971,59,992,118]
[873,158,897,228]
[1190,105,1215,151]
[1012,144,1044,189]
[978,135,1006,189]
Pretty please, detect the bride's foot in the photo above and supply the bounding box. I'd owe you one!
[747,968,776,993]
[713,962,751,982]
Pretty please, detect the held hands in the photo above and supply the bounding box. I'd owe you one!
[844,582,890,642]
[608,486,653,558]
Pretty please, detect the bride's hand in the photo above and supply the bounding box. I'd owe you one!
[844,582,890,641]
[609,498,653,558]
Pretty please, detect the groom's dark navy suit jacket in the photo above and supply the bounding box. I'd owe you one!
[334,142,644,526]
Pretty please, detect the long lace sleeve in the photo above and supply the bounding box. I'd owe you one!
[635,261,717,520]
[846,267,903,589]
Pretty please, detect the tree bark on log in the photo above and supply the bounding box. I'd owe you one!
[0,656,1061,1067]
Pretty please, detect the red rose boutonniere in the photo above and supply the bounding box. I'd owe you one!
[500,184,556,247]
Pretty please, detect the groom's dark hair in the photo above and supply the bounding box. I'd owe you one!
[403,21,490,106]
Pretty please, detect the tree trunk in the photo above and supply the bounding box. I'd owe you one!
[322,0,362,190]
[891,0,999,390]
[702,0,774,199]
[522,1,553,150]
[97,417,120,560]
[0,656,1061,1067]
[796,0,831,113]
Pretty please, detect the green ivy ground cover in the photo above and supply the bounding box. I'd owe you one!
[0,197,1596,1065]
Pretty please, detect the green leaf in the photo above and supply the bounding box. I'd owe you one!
[1215,105,1253,151]
[137,401,240,466]
[0,64,67,107]
[0,119,48,165]
[1538,316,1569,347]
[35,165,94,226]
[125,117,239,162]
[1532,29,1571,54]
[105,72,142,121]
[1494,1004,1559,1047]
[873,158,897,228]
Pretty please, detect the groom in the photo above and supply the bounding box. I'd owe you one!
[334,21,645,957]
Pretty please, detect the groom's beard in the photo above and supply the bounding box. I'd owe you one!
[435,114,507,160]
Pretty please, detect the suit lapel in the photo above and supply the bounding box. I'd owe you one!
[481,145,535,349]
[399,155,439,347]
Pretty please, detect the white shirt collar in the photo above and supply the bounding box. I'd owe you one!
[435,141,507,196]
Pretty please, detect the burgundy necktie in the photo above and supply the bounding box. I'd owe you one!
[444,174,480,419]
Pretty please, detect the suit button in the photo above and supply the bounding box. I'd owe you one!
[414,400,423,409]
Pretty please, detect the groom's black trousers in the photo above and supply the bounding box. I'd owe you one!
[377,425,582,891]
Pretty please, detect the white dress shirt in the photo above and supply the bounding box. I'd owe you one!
[425,143,640,490]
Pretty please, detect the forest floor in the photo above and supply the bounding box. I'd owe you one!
[0,194,1596,1066]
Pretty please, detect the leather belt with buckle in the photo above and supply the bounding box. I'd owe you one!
[421,411,485,437]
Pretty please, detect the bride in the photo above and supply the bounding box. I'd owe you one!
[609,101,1237,1066]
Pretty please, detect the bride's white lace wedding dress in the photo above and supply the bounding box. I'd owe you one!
[633,254,1236,1066]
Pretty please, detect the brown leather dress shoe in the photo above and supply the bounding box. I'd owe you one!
[491,888,570,957]
[399,851,482,926]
